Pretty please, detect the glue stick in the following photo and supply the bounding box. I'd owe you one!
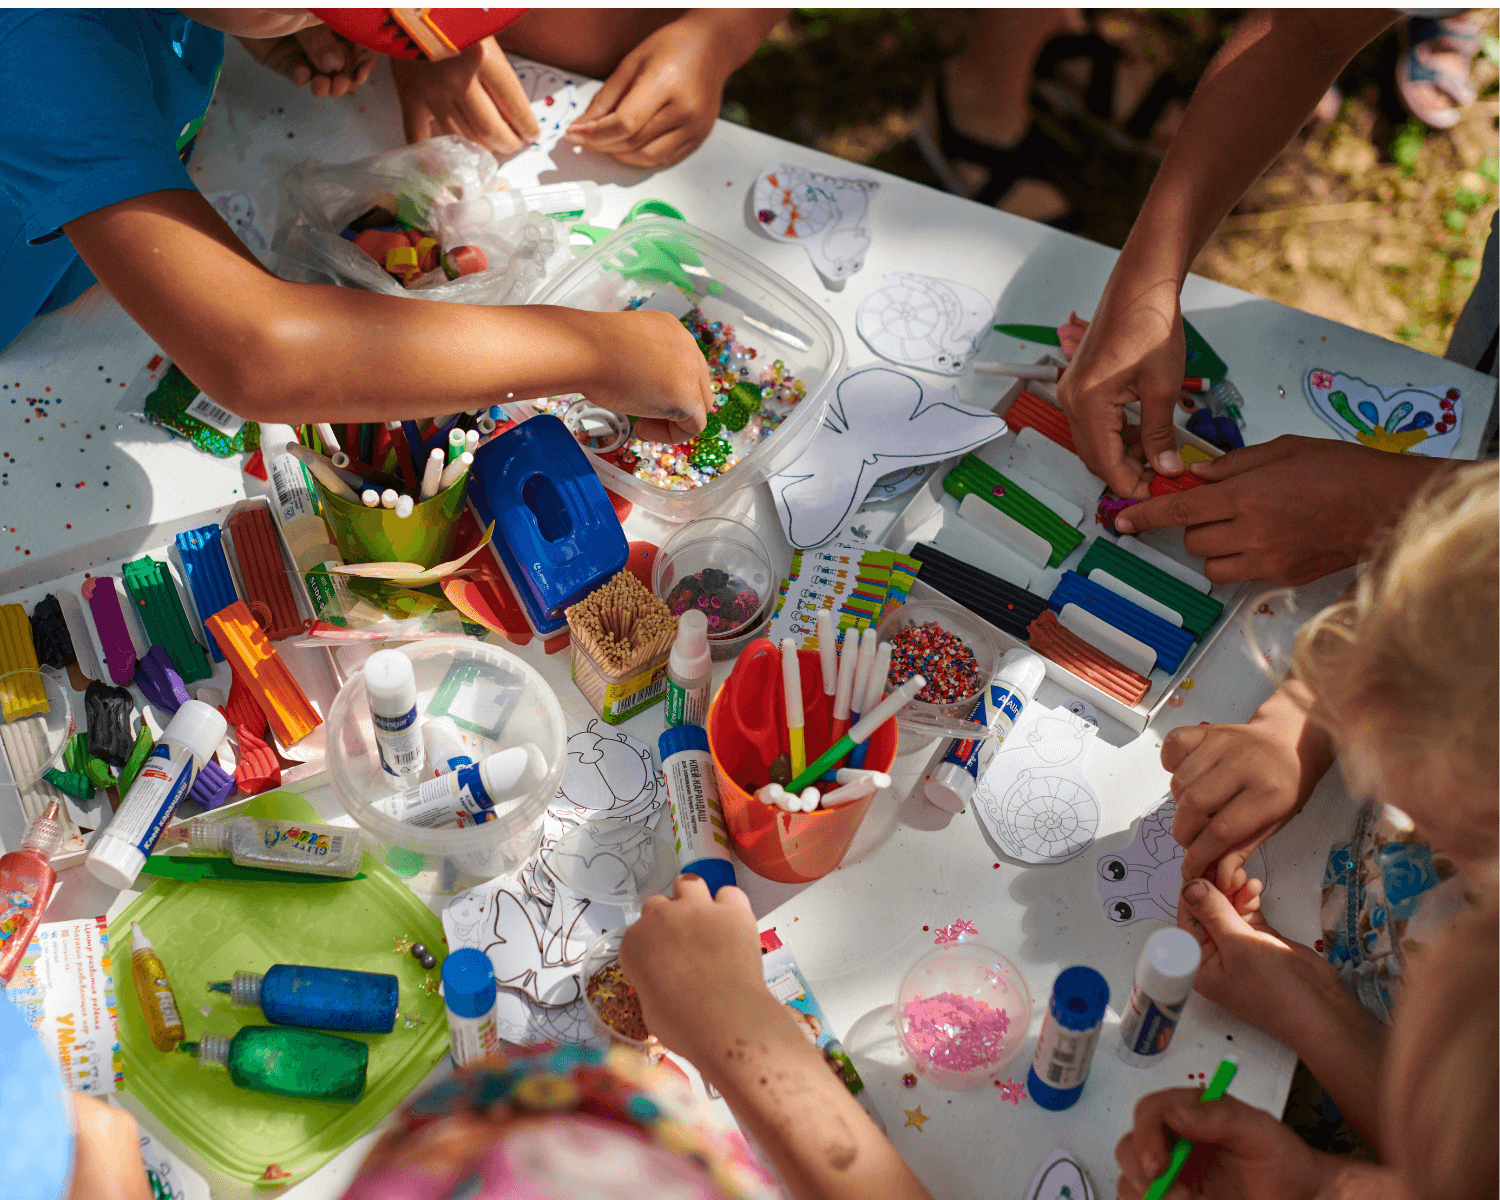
[1118,928,1201,1067]
[442,181,600,227]
[664,609,711,728]
[260,423,355,626]
[366,650,425,781]
[925,651,1046,813]
[1028,966,1109,1111]
[372,746,543,828]
[658,725,735,895]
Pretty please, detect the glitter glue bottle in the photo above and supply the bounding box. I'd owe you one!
[179,1026,368,1101]
[208,964,399,1033]
[130,921,185,1052]
[87,700,227,890]
[0,801,64,985]
[664,609,712,729]
[442,948,500,1067]
[160,815,365,879]
[925,651,1046,813]
[658,725,736,895]
[1118,928,1201,1067]
[1028,965,1110,1110]
[366,649,425,782]
[372,745,542,829]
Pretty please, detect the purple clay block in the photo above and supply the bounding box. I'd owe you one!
[187,759,236,811]
[1095,496,1139,536]
[82,577,137,685]
[136,645,192,714]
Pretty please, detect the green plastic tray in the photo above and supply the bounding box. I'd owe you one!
[110,792,449,1186]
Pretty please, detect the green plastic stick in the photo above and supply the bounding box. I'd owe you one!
[1141,1059,1239,1200]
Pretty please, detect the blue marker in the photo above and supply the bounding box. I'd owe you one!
[658,726,736,895]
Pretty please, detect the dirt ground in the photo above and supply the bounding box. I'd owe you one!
[723,10,1499,358]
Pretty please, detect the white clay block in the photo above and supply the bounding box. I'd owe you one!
[1087,569,1183,627]
[996,465,1085,528]
[1114,535,1213,594]
[957,493,1052,569]
[1008,428,1105,515]
[933,520,1033,589]
[1059,603,1158,676]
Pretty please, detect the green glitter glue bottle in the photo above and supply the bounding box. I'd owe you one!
[178,1026,367,1101]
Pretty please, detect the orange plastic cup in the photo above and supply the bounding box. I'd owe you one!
[709,647,898,884]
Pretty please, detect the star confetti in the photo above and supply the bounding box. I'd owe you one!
[419,975,442,996]
[399,1011,427,1030]
[934,918,978,945]
[997,1077,1025,1105]
[392,934,415,955]
[904,1106,929,1130]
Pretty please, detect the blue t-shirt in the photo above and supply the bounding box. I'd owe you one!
[0,989,73,1200]
[0,9,224,351]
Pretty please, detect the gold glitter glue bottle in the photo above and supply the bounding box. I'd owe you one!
[130,921,185,1052]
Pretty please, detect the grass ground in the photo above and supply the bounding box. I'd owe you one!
[723,10,1499,357]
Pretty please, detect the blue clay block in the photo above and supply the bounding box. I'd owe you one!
[1047,571,1197,674]
[176,524,239,662]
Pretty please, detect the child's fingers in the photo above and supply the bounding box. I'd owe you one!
[293,24,349,74]
[457,84,526,155]
[573,52,644,126]
[1159,723,1210,771]
[609,124,697,167]
[570,81,672,150]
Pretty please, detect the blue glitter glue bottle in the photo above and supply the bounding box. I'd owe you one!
[1027,965,1110,1111]
[209,964,398,1034]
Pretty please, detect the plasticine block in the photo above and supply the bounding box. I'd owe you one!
[413,237,440,273]
[1002,391,1076,453]
[136,645,192,714]
[121,557,212,683]
[84,680,136,767]
[442,245,488,279]
[234,724,281,795]
[1076,538,1224,639]
[84,756,118,791]
[1047,571,1196,674]
[119,725,155,796]
[224,671,268,735]
[0,604,47,720]
[188,759,236,811]
[65,731,89,775]
[353,228,408,266]
[176,524,240,661]
[1027,609,1151,706]
[385,244,420,275]
[907,542,1049,641]
[1148,471,1207,499]
[225,509,303,641]
[29,595,75,670]
[206,601,321,746]
[944,455,1084,568]
[44,768,95,801]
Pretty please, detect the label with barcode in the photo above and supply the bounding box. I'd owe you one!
[602,667,669,722]
[185,392,245,436]
[1032,1015,1100,1092]
[766,969,804,1003]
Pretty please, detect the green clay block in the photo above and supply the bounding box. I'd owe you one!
[122,557,213,684]
[45,767,95,801]
[84,757,118,790]
[943,456,1084,568]
[119,726,155,796]
[1076,539,1223,640]
[64,731,90,774]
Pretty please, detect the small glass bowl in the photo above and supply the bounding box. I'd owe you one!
[652,515,776,660]
[896,940,1032,1090]
[579,928,658,1056]
[876,595,1001,739]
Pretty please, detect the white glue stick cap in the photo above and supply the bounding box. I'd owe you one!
[996,649,1048,699]
[479,744,542,804]
[671,609,711,678]
[365,650,417,718]
[1137,927,1202,1006]
[163,700,230,764]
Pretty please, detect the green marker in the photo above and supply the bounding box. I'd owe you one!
[785,674,925,793]
[1141,1058,1239,1200]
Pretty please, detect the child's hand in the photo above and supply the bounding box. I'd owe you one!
[578,309,714,444]
[565,12,739,167]
[1115,1087,1343,1200]
[69,1095,152,1200]
[619,875,779,1062]
[240,29,377,99]
[390,38,540,157]
[1163,719,1308,892]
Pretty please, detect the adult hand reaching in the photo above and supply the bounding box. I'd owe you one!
[391,37,540,156]
[240,28,377,99]
[1111,435,1448,585]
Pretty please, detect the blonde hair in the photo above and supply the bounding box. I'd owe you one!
[1382,896,1499,1200]
[1289,460,1499,850]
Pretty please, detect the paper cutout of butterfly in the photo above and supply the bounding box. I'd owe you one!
[1304,368,1462,458]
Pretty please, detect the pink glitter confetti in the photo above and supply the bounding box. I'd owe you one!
[901,992,1011,1072]
[933,918,978,945]
[997,1077,1025,1104]
[1311,369,1334,390]
[985,962,1012,988]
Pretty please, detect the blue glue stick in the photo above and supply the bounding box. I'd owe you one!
[1028,965,1110,1110]
[924,651,1046,813]
[658,726,736,896]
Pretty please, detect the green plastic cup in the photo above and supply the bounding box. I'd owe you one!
[319,477,467,567]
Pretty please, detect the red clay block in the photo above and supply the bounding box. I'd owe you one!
[1004,391,1076,453]
[226,509,302,640]
[1148,471,1207,498]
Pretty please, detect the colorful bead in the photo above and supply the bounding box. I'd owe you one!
[887,622,982,705]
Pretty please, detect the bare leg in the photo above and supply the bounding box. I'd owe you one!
[947,8,1085,147]
[497,8,685,79]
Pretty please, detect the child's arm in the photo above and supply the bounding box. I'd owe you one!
[64,189,712,440]
[622,877,935,1200]
[566,10,789,167]
[1163,682,1337,891]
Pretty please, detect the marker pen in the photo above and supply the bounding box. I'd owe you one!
[925,651,1046,813]
[658,726,736,894]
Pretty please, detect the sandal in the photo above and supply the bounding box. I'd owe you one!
[1398,14,1481,131]
[914,68,1051,209]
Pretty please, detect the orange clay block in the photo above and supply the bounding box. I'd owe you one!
[1148,471,1207,498]
[205,601,321,746]
[225,509,302,641]
[0,604,47,720]
[1027,610,1151,706]
[1003,391,1076,453]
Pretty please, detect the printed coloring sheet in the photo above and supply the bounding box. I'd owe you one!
[973,704,1100,864]
[753,159,880,285]
[857,272,994,375]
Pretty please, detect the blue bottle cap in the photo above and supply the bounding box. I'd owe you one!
[682,857,737,897]
[441,948,496,1019]
[658,724,709,759]
[1049,965,1109,1030]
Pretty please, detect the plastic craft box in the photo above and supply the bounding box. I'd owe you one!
[524,218,846,522]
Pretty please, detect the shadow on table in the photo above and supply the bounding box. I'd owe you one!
[1003,824,1138,965]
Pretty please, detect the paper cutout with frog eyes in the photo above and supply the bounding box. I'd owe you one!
[1097,796,1267,926]
[857,272,994,375]
[752,159,880,285]
[974,704,1101,864]
[1304,369,1462,458]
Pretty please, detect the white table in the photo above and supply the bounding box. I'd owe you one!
[4,44,1494,1200]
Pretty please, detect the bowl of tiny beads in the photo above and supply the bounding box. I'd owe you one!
[652,516,776,660]
[527,218,845,521]
[876,594,1002,740]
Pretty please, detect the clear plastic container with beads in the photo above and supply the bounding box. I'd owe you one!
[875,594,1002,740]
[896,940,1032,1090]
[520,218,846,522]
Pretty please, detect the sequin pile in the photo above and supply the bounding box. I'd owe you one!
[887,623,982,705]
[533,307,807,492]
[586,960,650,1043]
[901,992,1013,1074]
[663,567,763,635]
